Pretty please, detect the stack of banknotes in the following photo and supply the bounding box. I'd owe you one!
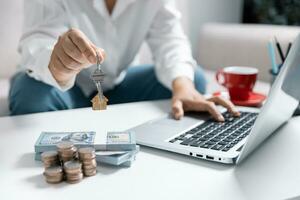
[35,131,139,166]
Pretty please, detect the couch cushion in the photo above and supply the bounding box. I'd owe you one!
[0,79,10,116]
[198,23,300,82]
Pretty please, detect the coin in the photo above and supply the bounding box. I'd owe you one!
[41,151,58,160]
[79,147,95,160]
[83,159,96,165]
[82,159,97,167]
[66,178,82,184]
[78,147,97,177]
[43,166,64,184]
[64,160,82,171]
[46,178,63,184]
[84,169,97,177]
[78,147,95,155]
[56,141,74,150]
[66,173,83,180]
[41,151,59,168]
[44,166,63,176]
[57,142,77,162]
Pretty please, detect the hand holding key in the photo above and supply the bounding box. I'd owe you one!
[48,28,105,86]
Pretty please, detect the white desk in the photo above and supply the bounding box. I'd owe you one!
[1,100,300,200]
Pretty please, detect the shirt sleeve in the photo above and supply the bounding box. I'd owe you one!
[18,0,73,91]
[146,0,197,90]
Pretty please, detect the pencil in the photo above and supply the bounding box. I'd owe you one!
[267,39,278,74]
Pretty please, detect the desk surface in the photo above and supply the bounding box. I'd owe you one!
[1,100,300,200]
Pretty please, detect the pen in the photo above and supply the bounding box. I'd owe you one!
[285,42,292,58]
[268,39,278,74]
[274,36,285,63]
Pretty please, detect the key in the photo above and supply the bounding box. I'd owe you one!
[91,51,108,110]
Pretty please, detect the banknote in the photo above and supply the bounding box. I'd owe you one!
[35,145,140,167]
[121,155,136,167]
[95,145,140,166]
[35,131,136,152]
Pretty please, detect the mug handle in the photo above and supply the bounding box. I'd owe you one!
[216,69,225,86]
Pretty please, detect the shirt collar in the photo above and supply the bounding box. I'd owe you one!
[93,0,137,20]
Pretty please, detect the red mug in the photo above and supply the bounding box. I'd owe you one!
[216,66,258,101]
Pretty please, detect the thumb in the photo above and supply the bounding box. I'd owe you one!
[91,45,106,64]
[172,99,184,120]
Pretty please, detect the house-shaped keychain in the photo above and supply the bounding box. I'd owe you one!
[91,94,108,110]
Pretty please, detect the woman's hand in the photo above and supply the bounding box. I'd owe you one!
[49,28,106,86]
[172,77,240,121]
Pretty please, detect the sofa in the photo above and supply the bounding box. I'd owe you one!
[1,1,300,116]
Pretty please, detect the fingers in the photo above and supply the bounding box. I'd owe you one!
[208,96,240,117]
[172,99,184,120]
[180,99,225,122]
[61,36,87,64]
[91,45,106,64]
[203,101,225,122]
[49,53,78,85]
[51,53,79,75]
[55,41,83,70]
[68,29,97,64]
[99,48,106,60]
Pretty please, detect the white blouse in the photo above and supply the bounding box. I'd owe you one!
[19,0,197,96]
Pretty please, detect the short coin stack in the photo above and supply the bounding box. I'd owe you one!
[64,160,83,184]
[43,166,64,184]
[78,147,97,177]
[57,141,77,162]
[41,151,59,168]
[40,141,98,184]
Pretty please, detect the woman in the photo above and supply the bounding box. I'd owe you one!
[9,0,239,120]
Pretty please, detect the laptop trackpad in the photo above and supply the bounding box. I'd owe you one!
[150,114,203,128]
[134,113,207,142]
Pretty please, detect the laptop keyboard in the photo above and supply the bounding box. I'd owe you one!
[169,111,258,152]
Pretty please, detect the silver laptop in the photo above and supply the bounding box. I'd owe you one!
[128,34,300,164]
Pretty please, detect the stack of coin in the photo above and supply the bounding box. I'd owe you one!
[41,151,59,168]
[64,160,83,184]
[78,147,97,177]
[57,141,77,162]
[43,165,64,184]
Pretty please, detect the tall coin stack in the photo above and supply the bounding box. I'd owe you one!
[78,147,97,177]
[57,141,77,162]
[43,166,64,184]
[41,151,59,168]
[64,160,83,184]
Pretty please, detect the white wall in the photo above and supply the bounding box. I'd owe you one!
[0,0,23,78]
[184,0,244,58]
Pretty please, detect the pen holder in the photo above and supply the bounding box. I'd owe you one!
[269,64,282,85]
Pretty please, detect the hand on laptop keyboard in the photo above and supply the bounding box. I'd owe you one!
[172,87,240,122]
[171,78,240,121]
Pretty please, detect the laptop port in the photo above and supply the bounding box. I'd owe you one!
[189,152,193,156]
[196,154,203,158]
[206,155,214,160]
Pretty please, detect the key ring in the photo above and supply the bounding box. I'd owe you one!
[96,51,101,71]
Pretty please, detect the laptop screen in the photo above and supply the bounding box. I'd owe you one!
[237,34,300,164]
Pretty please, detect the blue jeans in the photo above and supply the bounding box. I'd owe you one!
[9,65,206,115]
